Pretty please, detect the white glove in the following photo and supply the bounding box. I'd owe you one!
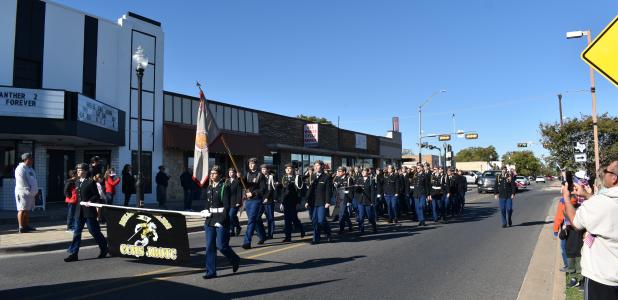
[214,222,223,228]
[280,204,284,211]
[200,210,212,218]
[377,195,381,198]
[346,202,351,207]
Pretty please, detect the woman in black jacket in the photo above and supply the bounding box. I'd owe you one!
[121,164,135,206]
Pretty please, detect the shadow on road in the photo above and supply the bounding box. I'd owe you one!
[515,220,551,227]
[0,268,339,299]
[438,204,498,225]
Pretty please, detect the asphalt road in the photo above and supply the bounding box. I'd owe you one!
[0,184,557,300]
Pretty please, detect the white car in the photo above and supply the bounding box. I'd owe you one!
[535,176,546,183]
[515,176,528,189]
[461,171,479,184]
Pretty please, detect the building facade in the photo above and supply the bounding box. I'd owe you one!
[0,0,164,209]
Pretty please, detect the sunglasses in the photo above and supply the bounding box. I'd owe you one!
[603,168,618,176]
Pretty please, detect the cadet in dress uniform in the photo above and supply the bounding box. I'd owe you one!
[334,166,354,234]
[64,163,108,262]
[356,168,377,233]
[279,163,306,242]
[494,166,516,228]
[226,168,243,236]
[242,158,267,249]
[260,164,277,239]
[412,164,431,226]
[201,166,240,279]
[430,167,447,223]
[374,168,385,218]
[446,168,459,217]
[304,160,333,244]
[382,165,400,223]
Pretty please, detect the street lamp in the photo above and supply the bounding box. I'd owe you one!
[132,46,149,208]
[566,29,600,174]
[418,89,447,163]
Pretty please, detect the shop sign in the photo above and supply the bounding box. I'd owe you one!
[0,86,64,119]
[78,95,119,131]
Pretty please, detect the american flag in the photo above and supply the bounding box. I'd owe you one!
[584,232,596,248]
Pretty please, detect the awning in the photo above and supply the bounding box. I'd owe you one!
[163,123,269,156]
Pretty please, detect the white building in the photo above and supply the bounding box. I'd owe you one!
[0,0,164,209]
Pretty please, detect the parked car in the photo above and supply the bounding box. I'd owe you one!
[478,170,501,193]
[461,171,479,185]
[535,176,546,183]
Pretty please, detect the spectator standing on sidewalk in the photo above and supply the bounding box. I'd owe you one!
[14,153,38,233]
[64,170,78,232]
[563,161,618,299]
[104,168,120,205]
[180,167,197,211]
[156,166,170,209]
[553,170,574,272]
[121,164,135,206]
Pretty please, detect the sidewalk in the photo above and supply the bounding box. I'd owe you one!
[516,195,566,300]
[0,201,290,255]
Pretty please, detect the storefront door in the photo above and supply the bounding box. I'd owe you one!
[47,150,75,203]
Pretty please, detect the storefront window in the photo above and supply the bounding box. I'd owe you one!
[0,141,16,181]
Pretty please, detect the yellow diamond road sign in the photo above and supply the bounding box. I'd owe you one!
[582,15,618,87]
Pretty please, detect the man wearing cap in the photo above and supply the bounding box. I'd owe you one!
[304,160,333,244]
[382,165,400,223]
[242,158,267,249]
[356,168,378,233]
[334,166,354,234]
[64,163,108,262]
[200,166,240,279]
[14,153,38,233]
[260,164,277,239]
[279,163,306,242]
[494,166,516,228]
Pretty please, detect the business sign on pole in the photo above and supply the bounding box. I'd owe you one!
[574,153,587,163]
[77,95,119,131]
[0,86,64,119]
[104,206,190,263]
[304,123,319,147]
[581,15,618,87]
[355,133,367,149]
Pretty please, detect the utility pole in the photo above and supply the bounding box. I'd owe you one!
[557,94,564,127]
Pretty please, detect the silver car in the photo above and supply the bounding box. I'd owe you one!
[478,170,501,193]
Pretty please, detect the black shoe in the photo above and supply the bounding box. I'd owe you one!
[241,244,252,250]
[300,231,306,238]
[236,227,242,236]
[338,230,344,235]
[64,254,78,262]
[18,227,28,233]
[202,274,217,279]
[310,241,318,245]
[327,236,333,243]
[257,239,265,245]
[97,250,108,259]
[388,219,393,224]
[394,219,398,224]
[502,224,507,228]
[282,238,291,243]
[232,262,239,273]
[373,227,378,234]
[25,226,37,231]
[508,219,513,227]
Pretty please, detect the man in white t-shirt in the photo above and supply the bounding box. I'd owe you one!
[564,161,618,299]
[14,153,39,233]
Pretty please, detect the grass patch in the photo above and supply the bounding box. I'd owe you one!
[565,275,583,300]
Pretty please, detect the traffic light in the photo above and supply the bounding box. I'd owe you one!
[438,134,451,141]
[464,133,478,140]
[517,143,528,148]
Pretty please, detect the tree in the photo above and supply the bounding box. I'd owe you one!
[539,114,618,178]
[501,151,541,176]
[455,146,498,162]
[296,114,333,125]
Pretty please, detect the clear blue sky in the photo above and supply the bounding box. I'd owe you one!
[56,0,618,160]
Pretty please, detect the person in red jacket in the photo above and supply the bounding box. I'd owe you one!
[64,170,78,232]
[104,168,121,205]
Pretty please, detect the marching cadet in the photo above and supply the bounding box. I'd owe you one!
[430,167,447,223]
[456,169,468,214]
[446,168,459,217]
[226,168,243,237]
[356,168,377,233]
[374,168,385,218]
[260,164,277,239]
[242,158,267,249]
[351,166,362,224]
[279,163,306,242]
[382,165,400,223]
[334,166,354,234]
[494,166,516,228]
[304,160,333,244]
[200,166,240,279]
[64,163,108,262]
[413,164,431,226]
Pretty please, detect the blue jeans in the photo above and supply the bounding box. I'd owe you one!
[261,203,275,238]
[352,198,360,223]
[309,205,331,243]
[358,204,377,232]
[204,224,240,277]
[499,198,513,225]
[384,194,398,221]
[228,206,241,233]
[430,195,442,221]
[415,196,426,222]
[440,195,450,220]
[338,202,352,231]
[560,238,569,268]
[243,199,266,245]
[408,195,416,219]
[66,203,76,230]
[283,203,305,239]
[67,217,108,255]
